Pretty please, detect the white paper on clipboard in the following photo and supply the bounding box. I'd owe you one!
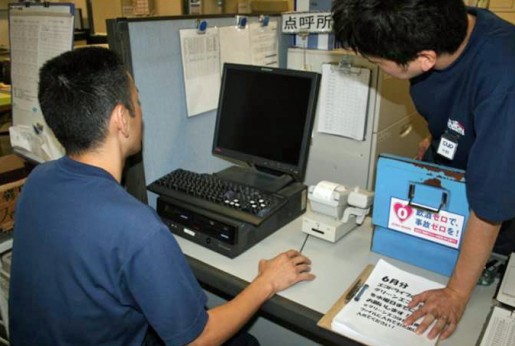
[317,64,371,141]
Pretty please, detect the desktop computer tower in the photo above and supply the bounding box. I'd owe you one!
[156,182,307,258]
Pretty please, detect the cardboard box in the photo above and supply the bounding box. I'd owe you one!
[0,178,25,232]
[0,154,28,185]
[371,154,469,276]
[0,154,29,232]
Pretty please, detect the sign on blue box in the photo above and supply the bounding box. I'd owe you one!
[371,154,469,276]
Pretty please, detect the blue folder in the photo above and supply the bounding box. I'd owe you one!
[371,154,469,276]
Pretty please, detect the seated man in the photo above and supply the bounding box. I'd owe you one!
[9,47,315,345]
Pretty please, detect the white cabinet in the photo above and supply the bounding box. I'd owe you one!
[287,48,429,190]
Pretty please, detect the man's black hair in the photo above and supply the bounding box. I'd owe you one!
[332,0,468,65]
[38,47,134,155]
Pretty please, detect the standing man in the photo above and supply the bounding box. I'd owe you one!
[332,0,515,341]
[9,47,315,345]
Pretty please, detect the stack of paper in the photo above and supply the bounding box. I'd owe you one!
[479,306,515,346]
[331,259,444,346]
[479,252,515,346]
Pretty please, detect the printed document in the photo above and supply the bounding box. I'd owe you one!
[479,306,515,346]
[179,27,221,117]
[332,259,444,346]
[317,64,370,141]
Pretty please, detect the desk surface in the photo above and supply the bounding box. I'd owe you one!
[175,215,496,346]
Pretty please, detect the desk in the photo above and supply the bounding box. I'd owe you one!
[175,217,496,345]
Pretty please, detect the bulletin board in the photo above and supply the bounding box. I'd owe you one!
[107,14,289,204]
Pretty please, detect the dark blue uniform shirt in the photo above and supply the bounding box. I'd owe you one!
[9,156,208,345]
[410,8,515,223]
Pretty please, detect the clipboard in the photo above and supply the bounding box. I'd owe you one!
[318,264,374,331]
[318,259,443,346]
[316,62,371,141]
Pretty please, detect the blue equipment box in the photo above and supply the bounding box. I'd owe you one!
[371,154,469,276]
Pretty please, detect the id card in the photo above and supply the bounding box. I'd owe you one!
[437,133,458,160]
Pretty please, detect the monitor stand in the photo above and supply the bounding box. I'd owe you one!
[215,165,293,193]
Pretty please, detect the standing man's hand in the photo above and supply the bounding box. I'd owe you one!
[256,249,315,297]
[404,287,468,340]
[416,136,432,160]
[404,211,501,341]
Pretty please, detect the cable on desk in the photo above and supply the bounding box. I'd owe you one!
[299,233,310,253]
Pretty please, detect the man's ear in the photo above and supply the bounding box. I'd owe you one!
[111,103,130,138]
[417,50,437,72]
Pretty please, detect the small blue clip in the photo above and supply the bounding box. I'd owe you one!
[236,16,247,29]
[196,19,207,34]
[259,15,269,27]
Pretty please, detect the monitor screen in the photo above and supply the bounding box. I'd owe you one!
[212,63,321,183]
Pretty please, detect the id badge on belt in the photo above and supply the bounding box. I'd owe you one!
[437,131,458,160]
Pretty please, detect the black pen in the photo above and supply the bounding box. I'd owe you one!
[354,284,369,302]
[345,280,362,303]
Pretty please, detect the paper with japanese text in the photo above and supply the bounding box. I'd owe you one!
[8,3,72,162]
[317,64,370,141]
[219,25,251,68]
[332,259,444,346]
[179,27,221,117]
[479,306,515,346]
[249,20,279,67]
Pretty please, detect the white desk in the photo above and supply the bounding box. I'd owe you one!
[175,216,496,346]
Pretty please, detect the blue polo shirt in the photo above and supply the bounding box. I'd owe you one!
[410,8,515,223]
[9,157,208,345]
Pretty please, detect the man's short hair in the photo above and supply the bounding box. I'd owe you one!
[332,0,468,65]
[38,47,134,155]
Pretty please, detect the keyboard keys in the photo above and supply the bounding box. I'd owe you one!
[148,169,284,223]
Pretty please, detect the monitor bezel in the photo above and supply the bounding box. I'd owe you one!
[212,63,320,183]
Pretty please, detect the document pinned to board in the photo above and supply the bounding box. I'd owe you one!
[317,64,371,141]
[318,259,443,346]
[218,19,279,69]
[179,27,221,117]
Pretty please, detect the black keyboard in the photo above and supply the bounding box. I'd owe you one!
[147,169,286,225]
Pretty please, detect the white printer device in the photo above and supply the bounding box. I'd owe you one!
[302,181,374,242]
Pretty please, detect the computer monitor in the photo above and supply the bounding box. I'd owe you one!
[212,63,321,192]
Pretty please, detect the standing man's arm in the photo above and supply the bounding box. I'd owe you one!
[404,210,501,340]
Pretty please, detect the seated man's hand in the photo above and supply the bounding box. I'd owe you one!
[256,250,315,297]
[404,287,468,340]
